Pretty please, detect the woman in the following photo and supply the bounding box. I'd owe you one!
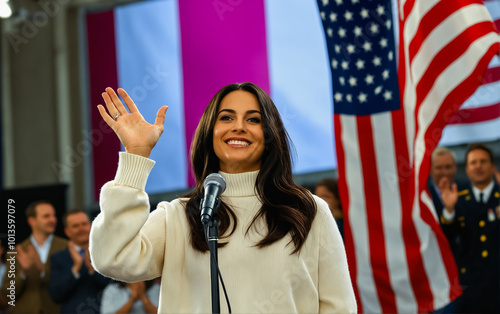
[89,82,356,313]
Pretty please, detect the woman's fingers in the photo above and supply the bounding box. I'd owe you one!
[105,87,128,115]
[101,92,121,119]
[97,104,115,128]
[154,106,169,128]
[118,88,139,113]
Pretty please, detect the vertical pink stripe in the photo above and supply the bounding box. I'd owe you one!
[178,0,270,186]
[87,11,121,201]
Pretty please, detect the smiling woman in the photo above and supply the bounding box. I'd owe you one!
[212,90,265,173]
[89,82,357,313]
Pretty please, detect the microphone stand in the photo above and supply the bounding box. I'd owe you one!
[201,198,221,314]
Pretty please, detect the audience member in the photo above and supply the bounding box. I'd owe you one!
[0,200,68,313]
[101,279,160,314]
[49,209,111,313]
[314,178,344,239]
[428,146,459,219]
[440,143,500,313]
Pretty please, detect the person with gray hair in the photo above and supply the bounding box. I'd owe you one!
[428,146,459,220]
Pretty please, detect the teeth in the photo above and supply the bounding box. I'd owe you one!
[227,140,249,146]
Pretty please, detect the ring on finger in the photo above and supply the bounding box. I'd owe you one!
[113,112,121,121]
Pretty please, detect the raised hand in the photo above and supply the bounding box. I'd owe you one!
[438,177,458,214]
[128,282,145,301]
[493,166,500,185]
[97,87,168,158]
[82,245,95,274]
[68,241,83,273]
[16,245,33,271]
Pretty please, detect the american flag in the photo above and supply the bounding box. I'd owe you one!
[440,0,500,145]
[317,0,500,312]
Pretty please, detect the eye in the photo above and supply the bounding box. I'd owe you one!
[248,117,261,123]
[219,115,232,121]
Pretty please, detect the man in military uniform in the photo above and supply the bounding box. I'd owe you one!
[440,143,500,313]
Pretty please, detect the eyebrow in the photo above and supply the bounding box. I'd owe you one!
[217,109,262,115]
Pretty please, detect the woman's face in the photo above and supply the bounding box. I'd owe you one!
[213,90,265,173]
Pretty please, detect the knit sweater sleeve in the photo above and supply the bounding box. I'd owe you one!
[315,198,357,313]
[89,152,166,282]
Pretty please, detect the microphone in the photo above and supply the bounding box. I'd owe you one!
[200,173,226,224]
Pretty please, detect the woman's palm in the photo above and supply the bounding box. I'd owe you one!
[97,87,168,157]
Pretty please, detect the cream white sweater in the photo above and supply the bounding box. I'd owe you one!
[90,152,357,313]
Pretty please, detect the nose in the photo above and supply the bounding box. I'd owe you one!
[232,118,246,133]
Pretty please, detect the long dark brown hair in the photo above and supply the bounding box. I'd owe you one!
[182,82,317,254]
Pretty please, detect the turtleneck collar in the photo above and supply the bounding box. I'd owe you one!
[219,170,259,197]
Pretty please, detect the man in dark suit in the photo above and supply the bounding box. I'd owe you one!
[49,209,110,314]
[440,143,500,313]
[1,200,68,314]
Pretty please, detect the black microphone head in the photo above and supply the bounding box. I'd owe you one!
[203,173,226,195]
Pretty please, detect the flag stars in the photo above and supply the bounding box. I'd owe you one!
[388,51,394,61]
[327,27,333,37]
[346,94,353,102]
[339,77,345,85]
[372,56,382,66]
[344,10,353,21]
[383,90,393,101]
[348,76,357,86]
[360,8,369,19]
[386,19,391,30]
[354,26,362,37]
[322,0,329,6]
[341,60,349,70]
[335,0,343,5]
[363,41,372,52]
[338,27,347,38]
[320,11,325,20]
[376,5,385,16]
[365,74,374,85]
[382,69,390,79]
[358,92,368,103]
[370,23,379,34]
[351,0,359,4]
[379,37,388,48]
[331,59,338,69]
[334,92,343,102]
[355,59,365,70]
[335,45,341,53]
[330,12,337,22]
[374,86,383,95]
[347,44,356,54]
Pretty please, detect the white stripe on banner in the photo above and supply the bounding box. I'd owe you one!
[461,80,500,109]
[441,117,500,145]
[264,0,336,173]
[372,112,416,313]
[115,0,187,193]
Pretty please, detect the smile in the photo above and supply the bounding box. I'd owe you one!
[226,139,251,146]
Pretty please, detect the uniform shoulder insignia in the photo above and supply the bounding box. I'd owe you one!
[457,189,469,197]
[494,191,499,198]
